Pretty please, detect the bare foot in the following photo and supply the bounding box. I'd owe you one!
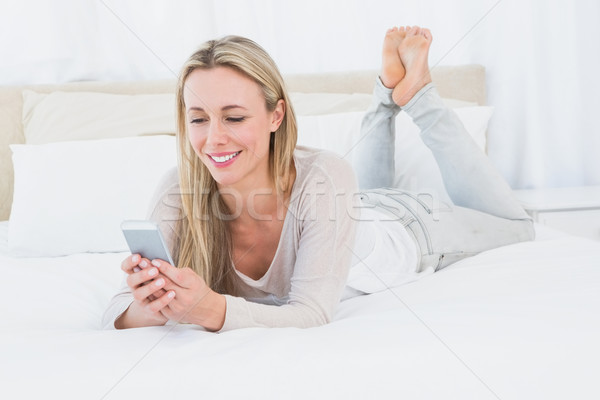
[392,26,433,107]
[380,27,406,89]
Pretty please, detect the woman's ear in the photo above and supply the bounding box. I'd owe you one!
[269,99,285,132]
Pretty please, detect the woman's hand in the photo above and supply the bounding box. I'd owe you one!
[114,254,177,329]
[151,259,227,332]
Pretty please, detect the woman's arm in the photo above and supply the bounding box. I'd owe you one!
[102,168,181,329]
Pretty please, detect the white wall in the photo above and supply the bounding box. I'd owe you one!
[1,0,598,189]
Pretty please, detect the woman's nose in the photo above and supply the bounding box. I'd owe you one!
[206,120,229,145]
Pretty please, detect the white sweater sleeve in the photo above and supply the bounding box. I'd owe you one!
[101,167,180,329]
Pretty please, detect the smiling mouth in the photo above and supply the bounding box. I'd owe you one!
[209,151,241,163]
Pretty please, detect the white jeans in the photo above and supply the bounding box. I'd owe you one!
[354,79,534,271]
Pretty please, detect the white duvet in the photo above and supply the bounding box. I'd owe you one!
[1,222,599,400]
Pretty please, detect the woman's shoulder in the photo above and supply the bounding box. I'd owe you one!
[152,166,180,198]
[146,166,181,219]
[293,145,357,189]
[294,145,354,173]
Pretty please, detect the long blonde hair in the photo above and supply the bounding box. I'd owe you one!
[174,35,297,294]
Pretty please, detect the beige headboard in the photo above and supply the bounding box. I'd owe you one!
[0,64,485,220]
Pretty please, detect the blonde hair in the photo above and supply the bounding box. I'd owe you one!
[174,35,297,294]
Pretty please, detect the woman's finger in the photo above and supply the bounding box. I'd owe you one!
[147,290,176,314]
[156,274,177,292]
[132,275,167,302]
[121,255,154,274]
[152,259,196,289]
[126,266,161,289]
[138,258,152,269]
[147,288,167,302]
[121,254,141,273]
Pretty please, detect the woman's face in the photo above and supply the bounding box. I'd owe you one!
[183,66,284,191]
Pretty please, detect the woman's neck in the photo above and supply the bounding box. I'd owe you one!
[220,164,296,227]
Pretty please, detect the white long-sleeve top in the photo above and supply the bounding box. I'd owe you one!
[102,146,361,331]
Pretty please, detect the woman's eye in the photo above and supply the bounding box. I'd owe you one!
[226,117,245,123]
[190,118,206,124]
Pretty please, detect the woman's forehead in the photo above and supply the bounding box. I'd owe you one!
[185,67,261,99]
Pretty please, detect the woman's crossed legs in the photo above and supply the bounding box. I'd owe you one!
[356,26,533,271]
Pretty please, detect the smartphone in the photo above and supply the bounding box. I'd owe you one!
[121,220,174,265]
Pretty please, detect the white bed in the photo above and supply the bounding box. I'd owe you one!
[1,67,599,399]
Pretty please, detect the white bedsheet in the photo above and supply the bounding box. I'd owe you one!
[1,221,599,399]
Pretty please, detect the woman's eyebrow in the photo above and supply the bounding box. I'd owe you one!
[222,105,247,111]
[187,105,247,113]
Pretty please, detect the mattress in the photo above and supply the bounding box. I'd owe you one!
[1,221,599,399]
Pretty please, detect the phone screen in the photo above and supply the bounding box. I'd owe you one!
[121,220,174,265]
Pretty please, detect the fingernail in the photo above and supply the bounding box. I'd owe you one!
[148,268,158,277]
[168,291,176,298]
[151,260,161,267]
[155,278,164,286]
[140,260,148,268]
[133,267,141,273]
[132,254,140,262]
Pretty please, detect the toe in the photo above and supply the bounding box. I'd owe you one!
[422,28,432,41]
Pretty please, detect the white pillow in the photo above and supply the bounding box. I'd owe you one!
[290,92,373,115]
[9,136,177,257]
[22,90,177,144]
[296,106,493,202]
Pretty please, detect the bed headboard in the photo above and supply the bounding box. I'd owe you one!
[0,64,485,220]
[285,65,486,103]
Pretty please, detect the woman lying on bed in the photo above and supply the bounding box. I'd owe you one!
[103,26,534,332]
